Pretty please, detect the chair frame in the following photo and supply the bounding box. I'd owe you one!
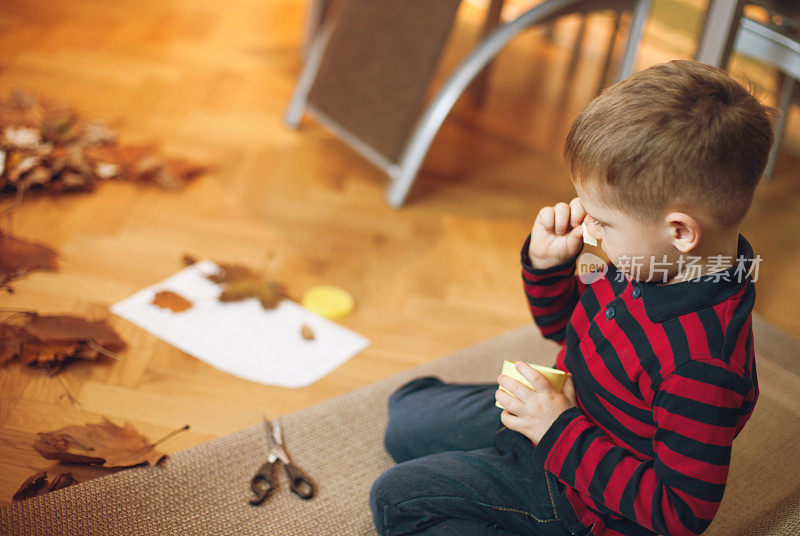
[286,0,653,208]
[733,16,800,179]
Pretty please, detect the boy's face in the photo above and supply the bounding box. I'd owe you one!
[574,181,681,283]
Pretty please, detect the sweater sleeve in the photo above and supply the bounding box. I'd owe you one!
[521,233,587,345]
[532,359,750,536]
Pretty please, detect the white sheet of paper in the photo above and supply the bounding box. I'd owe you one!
[110,260,370,388]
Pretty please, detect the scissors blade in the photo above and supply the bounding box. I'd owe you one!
[261,416,289,460]
[273,417,283,445]
[260,417,278,449]
[261,415,273,443]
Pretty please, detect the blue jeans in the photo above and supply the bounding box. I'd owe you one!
[370,376,579,536]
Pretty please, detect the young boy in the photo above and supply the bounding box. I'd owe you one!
[369,59,775,536]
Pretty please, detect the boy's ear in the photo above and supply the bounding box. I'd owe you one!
[665,211,701,253]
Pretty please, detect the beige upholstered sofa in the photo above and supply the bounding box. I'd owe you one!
[1,313,798,535]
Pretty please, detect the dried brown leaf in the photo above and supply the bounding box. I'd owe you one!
[205,261,286,309]
[0,324,25,366]
[32,418,171,468]
[0,312,126,372]
[81,122,117,146]
[12,471,48,501]
[3,126,40,149]
[57,170,94,191]
[5,153,40,183]
[163,158,207,188]
[219,278,285,309]
[0,90,41,128]
[149,165,182,191]
[301,324,315,341]
[206,262,256,284]
[23,314,126,350]
[39,110,82,145]
[10,470,78,501]
[0,230,59,287]
[19,341,80,366]
[45,472,77,493]
[18,166,53,189]
[152,290,193,312]
[94,161,120,179]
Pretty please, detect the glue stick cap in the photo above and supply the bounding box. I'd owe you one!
[302,285,355,320]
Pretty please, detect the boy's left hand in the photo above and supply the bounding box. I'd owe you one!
[495,362,577,444]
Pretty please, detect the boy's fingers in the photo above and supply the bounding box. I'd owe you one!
[495,388,523,413]
[569,197,586,228]
[554,202,570,235]
[536,206,555,233]
[500,409,524,430]
[498,374,528,399]
[567,225,584,252]
[515,362,550,392]
[563,373,577,405]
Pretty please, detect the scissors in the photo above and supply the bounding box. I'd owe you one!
[249,416,315,505]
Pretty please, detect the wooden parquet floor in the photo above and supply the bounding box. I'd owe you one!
[0,0,798,505]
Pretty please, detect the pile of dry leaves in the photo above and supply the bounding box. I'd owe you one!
[0,90,206,504]
[0,89,207,199]
[0,312,126,375]
[2,311,192,502]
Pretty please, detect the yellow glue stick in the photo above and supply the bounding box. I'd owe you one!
[496,360,567,409]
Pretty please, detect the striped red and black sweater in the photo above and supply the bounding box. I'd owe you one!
[521,233,759,536]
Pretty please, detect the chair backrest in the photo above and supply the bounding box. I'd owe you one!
[306,0,462,164]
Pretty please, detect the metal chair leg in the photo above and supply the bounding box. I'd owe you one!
[565,14,589,80]
[694,0,745,69]
[762,73,795,181]
[387,0,649,208]
[302,0,332,60]
[469,0,506,106]
[285,20,336,128]
[616,0,651,81]
[543,20,558,42]
[597,10,623,94]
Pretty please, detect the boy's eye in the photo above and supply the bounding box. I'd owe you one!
[589,216,604,228]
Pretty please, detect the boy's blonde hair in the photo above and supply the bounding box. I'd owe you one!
[564,59,777,229]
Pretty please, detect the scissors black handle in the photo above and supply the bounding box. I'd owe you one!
[250,460,277,506]
[283,463,314,500]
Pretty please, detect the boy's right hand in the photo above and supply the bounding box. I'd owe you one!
[528,197,586,270]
